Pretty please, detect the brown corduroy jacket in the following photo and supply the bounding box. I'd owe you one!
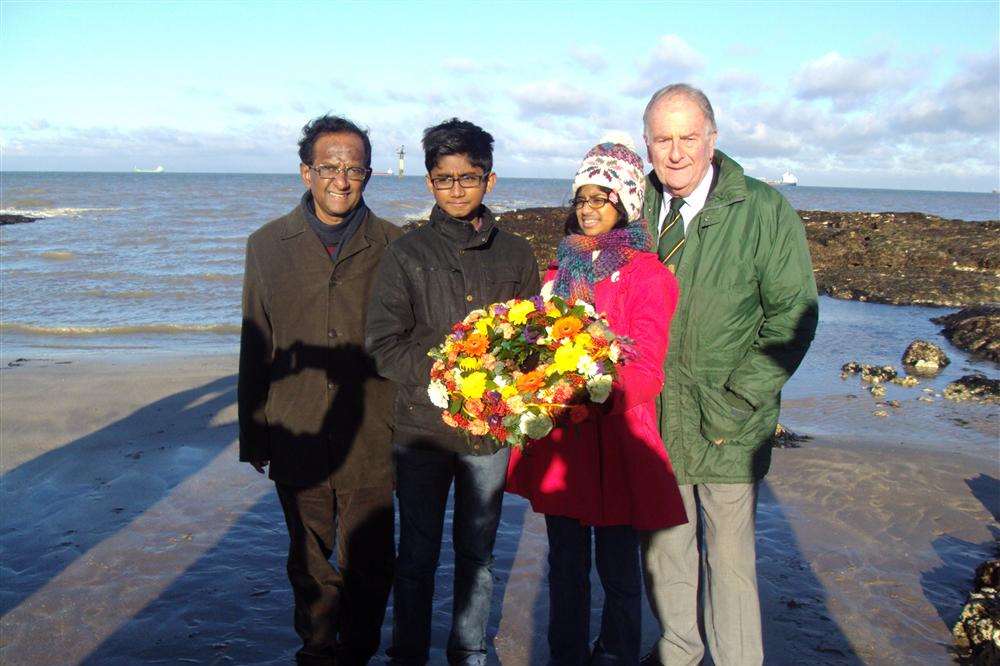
[238,202,403,488]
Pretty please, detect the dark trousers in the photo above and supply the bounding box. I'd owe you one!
[389,444,510,666]
[276,480,395,666]
[545,515,641,666]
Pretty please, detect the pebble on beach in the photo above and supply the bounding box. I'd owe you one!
[943,374,1000,404]
[770,423,810,449]
[901,339,950,376]
[953,557,1000,664]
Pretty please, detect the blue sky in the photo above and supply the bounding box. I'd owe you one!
[2,1,998,191]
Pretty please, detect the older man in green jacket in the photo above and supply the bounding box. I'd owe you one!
[640,84,818,666]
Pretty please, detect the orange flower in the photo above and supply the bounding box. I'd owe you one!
[460,333,489,357]
[551,316,583,340]
[515,369,546,394]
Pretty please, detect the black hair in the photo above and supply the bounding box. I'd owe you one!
[564,185,629,236]
[422,118,494,173]
[298,114,371,166]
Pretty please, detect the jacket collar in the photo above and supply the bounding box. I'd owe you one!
[278,201,383,270]
[429,204,497,249]
[643,149,747,230]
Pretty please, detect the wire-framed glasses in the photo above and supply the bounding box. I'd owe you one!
[309,164,371,181]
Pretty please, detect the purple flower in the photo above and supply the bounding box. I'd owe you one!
[529,295,544,309]
[523,326,542,344]
[452,329,467,340]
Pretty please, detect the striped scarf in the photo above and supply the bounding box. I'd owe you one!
[552,221,652,304]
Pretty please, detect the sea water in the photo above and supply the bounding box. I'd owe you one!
[1,171,997,357]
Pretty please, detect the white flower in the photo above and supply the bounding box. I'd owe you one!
[608,343,621,363]
[493,374,509,388]
[519,410,554,440]
[578,301,597,317]
[428,381,450,409]
[577,354,599,377]
[586,375,613,404]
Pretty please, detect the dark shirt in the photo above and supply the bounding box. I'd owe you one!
[301,191,367,260]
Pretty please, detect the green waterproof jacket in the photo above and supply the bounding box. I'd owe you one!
[643,150,819,484]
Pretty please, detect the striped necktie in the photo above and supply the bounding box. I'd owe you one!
[657,196,686,267]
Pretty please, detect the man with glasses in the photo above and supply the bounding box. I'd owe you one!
[366,118,540,665]
[239,114,401,666]
[639,84,818,666]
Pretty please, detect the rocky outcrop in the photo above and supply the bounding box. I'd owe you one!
[953,556,1000,664]
[901,339,950,375]
[932,306,1000,363]
[944,374,1000,404]
[0,214,39,225]
[800,211,999,308]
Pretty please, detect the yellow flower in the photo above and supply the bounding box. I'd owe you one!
[500,385,519,399]
[553,344,585,373]
[459,357,481,370]
[474,316,494,336]
[573,333,592,348]
[508,300,536,325]
[459,371,488,400]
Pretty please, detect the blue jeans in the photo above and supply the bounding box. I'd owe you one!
[545,515,641,666]
[390,444,510,666]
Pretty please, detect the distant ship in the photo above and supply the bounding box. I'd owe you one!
[762,171,798,187]
[133,166,165,173]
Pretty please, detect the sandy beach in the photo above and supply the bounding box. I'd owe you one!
[1,353,995,665]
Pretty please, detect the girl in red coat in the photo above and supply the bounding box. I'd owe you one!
[506,138,686,665]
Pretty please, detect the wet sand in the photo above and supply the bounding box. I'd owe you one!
[1,355,997,665]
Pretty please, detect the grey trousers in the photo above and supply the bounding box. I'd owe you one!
[641,483,762,666]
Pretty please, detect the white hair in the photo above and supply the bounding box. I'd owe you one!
[642,83,717,138]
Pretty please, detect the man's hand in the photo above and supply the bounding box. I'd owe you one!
[699,388,754,444]
[248,459,269,474]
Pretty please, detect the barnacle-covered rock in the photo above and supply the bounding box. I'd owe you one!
[944,375,1000,404]
[954,557,1000,664]
[901,339,951,375]
[861,365,897,384]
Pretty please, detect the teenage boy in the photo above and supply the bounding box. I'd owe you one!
[366,118,540,665]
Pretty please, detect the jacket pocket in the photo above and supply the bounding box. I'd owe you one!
[697,385,754,443]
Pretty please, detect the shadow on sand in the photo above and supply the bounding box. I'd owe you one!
[0,374,238,618]
[920,473,999,630]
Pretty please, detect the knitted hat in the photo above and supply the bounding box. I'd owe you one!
[571,133,646,223]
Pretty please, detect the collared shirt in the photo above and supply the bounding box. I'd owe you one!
[657,163,715,235]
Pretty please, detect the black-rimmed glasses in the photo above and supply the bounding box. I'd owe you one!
[309,164,371,181]
[429,173,490,190]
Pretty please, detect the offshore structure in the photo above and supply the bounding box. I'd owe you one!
[397,145,405,178]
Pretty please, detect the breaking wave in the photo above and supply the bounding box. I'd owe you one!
[0,207,120,219]
[1,323,240,336]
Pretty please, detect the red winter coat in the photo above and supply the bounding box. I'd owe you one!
[506,252,687,530]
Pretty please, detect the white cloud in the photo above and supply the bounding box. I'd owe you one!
[792,51,914,109]
[714,70,764,95]
[624,35,706,97]
[511,81,591,118]
[441,58,479,73]
[568,46,608,73]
